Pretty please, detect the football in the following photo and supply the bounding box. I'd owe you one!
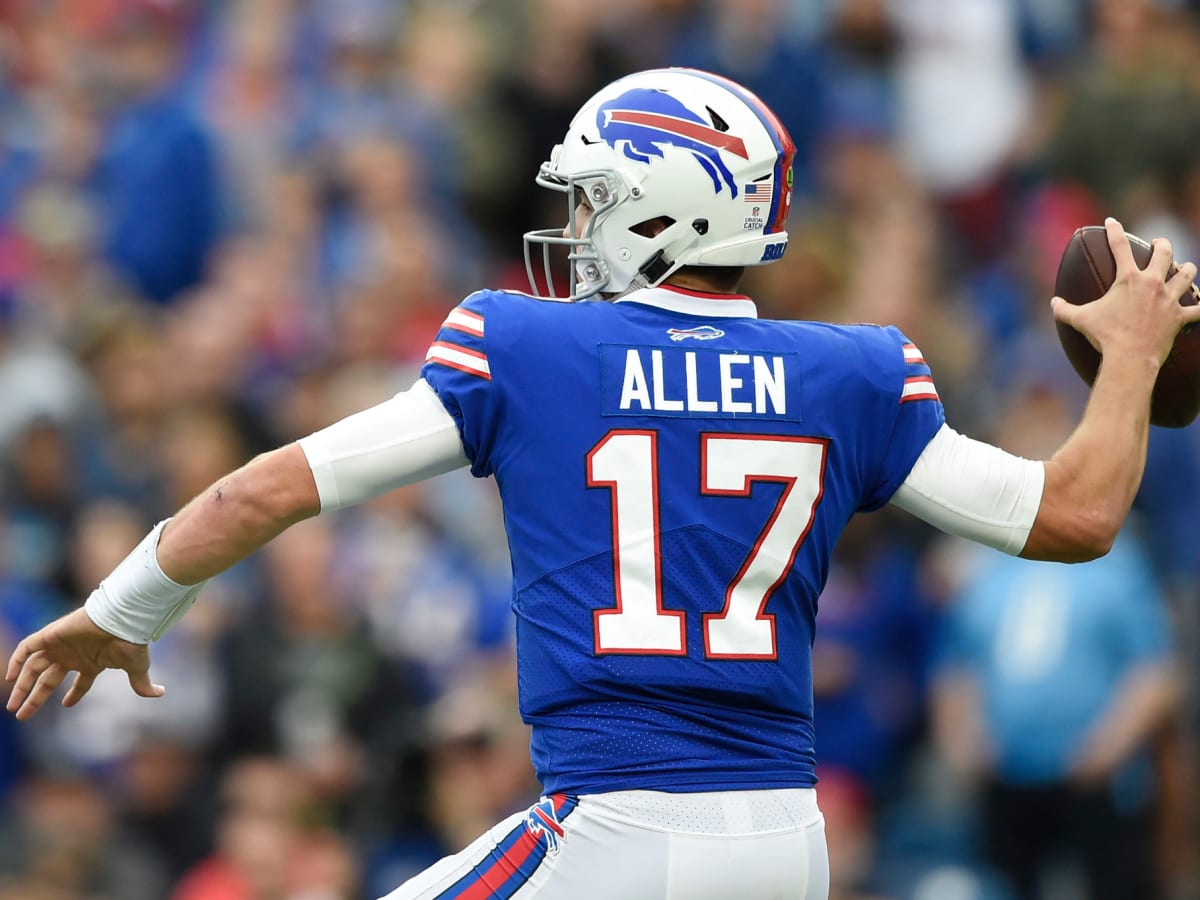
[1054,225,1200,428]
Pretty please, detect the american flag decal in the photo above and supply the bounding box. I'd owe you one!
[744,181,772,203]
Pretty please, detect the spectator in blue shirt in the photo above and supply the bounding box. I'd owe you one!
[932,376,1181,900]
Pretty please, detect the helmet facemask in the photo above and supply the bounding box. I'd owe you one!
[524,167,625,302]
[523,161,701,302]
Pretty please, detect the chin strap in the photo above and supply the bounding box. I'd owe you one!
[638,250,672,285]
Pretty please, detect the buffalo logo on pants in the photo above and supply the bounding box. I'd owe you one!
[525,796,566,855]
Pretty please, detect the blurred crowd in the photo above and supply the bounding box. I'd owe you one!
[1,0,1200,898]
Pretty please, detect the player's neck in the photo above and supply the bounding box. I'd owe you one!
[663,272,740,296]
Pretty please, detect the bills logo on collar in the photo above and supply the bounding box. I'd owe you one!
[668,325,725,342]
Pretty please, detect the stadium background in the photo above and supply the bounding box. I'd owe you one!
[1,0,1198,897]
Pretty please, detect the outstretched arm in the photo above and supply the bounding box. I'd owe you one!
[6,379,467,720]
[160,443,321,584]
[3,445,320,721]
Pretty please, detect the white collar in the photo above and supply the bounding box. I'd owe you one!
[615,285,759,319]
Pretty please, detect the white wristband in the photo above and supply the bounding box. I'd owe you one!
[83,519,207,644]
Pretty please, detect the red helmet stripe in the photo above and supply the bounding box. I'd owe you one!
[605,110,749,159]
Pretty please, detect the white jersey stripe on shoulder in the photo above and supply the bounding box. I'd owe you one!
[426,342,491,379]
[444,308,485,336]
[902,344,926,365]
[901,375,938,402]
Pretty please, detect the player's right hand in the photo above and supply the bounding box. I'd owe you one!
[4,607,164,721]
[1050,217,1200,368]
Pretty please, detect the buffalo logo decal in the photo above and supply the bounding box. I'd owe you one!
[597,88,747,197]
[667,325,726,341]
[525,797,565,855]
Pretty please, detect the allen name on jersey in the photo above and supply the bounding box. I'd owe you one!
[602,345,799,420]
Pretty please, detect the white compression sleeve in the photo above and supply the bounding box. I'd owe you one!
[297,378,469,511]
[890,423,1045,556]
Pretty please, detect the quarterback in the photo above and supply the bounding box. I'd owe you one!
[7,69,1200,899]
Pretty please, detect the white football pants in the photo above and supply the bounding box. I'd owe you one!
[381,788,829,900]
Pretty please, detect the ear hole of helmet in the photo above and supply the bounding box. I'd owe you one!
[629,216,676,238]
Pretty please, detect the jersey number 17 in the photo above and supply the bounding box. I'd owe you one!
[586,430,828,661]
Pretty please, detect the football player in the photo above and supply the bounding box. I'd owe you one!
[7,69,1200,899]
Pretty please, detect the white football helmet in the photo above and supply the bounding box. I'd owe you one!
[524,67,796,301]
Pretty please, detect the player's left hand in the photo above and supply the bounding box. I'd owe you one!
[4,607,164,721]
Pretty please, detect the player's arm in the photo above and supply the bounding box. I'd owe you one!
[152,377,469,584]
[5,379,467,720]
[891,417,1165,564]
[1021,365,1161,562]
[1026,219,1198,559]
[158,444,320,583]
[893,220,1200,561]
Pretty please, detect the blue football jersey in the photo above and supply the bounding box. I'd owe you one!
[421,284,944,794]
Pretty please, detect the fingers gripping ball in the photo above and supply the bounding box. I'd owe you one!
[1054,225,1200,428]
